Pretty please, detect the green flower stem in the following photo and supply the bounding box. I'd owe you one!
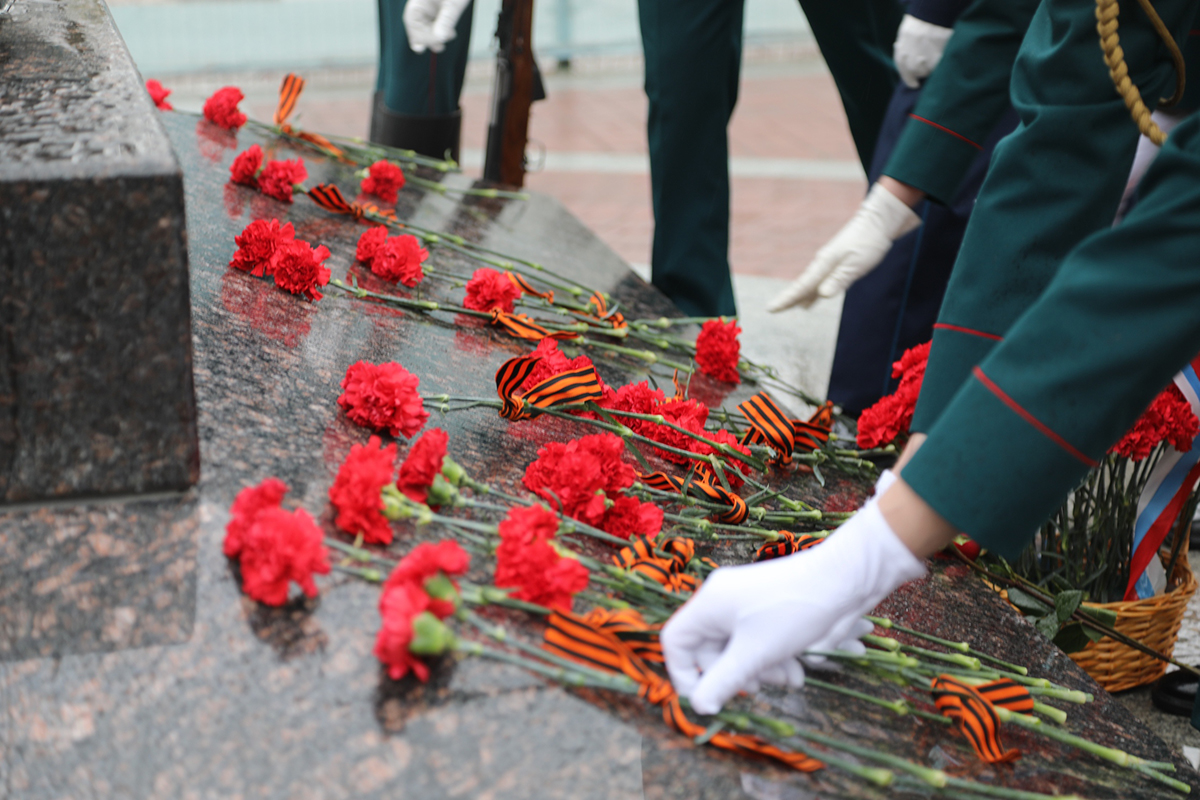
[803,677,910,716]
[862,634,901,651]
[1032,702,1068,725]
[660,512,793,540]
[460,582,553,616]
[406,173,529,199]
[312,127,458,170]
[1130,763,1193,794]
[900,644,982,671]
[805,649,921,669]
[331,563,384,582]
[330,278,447,312]
[632,316,725,329]
[575,339,696,372]
[939,777,1085,800]
[324,537,396,566]
[461,640,638,692]
[782,725,949,788]
[867,617,970,653]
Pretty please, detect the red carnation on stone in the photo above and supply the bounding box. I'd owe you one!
[146,79,173,111]
[229,218,294,277]
[375,581,433,681]
[494,504,589,612]
[224,477,289,558]
[361,160,406,203]
[520,339,601,392]
[271,238,331,301]
[856,341,931,449]
[463,268,522,313]
[599,495,664,540]
[382,540,469,618]
[649,396,711,463]
[375,540,469,681]
[1111,383,1199,461]
[203,86,248,130]
[238,507,330,606]
[370,234,428,287]
[257,158,307,203]
[338,360,430,438]
[695,319,742,384]
[230,145,263,187]
[697,428,753,488]
[522,433,634,526]
[397,428,449,504]
[356,225,389,264]
[330,436,397,545]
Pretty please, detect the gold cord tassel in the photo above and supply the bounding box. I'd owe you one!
[1095,0,1185,146]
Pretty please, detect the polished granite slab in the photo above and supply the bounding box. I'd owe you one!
[1,112,1196,799]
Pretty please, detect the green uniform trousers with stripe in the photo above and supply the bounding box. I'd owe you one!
[376,0,473,115]
[638,0,903,317]
[909,0,1196,436]
[903,108,1200,556]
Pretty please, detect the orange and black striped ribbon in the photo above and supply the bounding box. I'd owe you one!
[975,678,1035,713]
[671,370,687,401]
[543,611,823,773]
[738,392,797,465]
[639,470,749,525]
[613,536,697,593]
[488,309,578,341]
[582,291,627,330]
[581,607,663,662]
[308,186,397,223]
[506,272,555,303]
[494,353,605,421]
[794,400,835,452]
[931,675,1021,764]
[753,531,823,562]
[274,73,345,156]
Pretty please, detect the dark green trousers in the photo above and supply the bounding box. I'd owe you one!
[376,0,473,115]
[638,0,903,317]
[910,0,1197,435]
[903,108,1200,556]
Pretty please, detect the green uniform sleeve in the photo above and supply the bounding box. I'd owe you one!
[883,0,1040,204]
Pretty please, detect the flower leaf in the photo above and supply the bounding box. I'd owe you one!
[1054,589,1084,623]
[1051,622,1094,654]
[1007,587,1051,616]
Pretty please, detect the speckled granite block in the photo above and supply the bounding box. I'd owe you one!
[0,0,198,503]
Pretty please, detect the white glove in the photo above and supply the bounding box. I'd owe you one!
[661,500,927,714]
[768,184,922,312]
[404,0,472,53]
[893,14,954,89]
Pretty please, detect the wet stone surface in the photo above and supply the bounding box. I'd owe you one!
[0,0,197,503]
[0,113,1197,798]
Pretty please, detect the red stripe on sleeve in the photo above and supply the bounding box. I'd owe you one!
[973,367,1098,467]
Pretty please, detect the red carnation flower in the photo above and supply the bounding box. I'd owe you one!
[1111,383,1199,461]
[599,495,664,540]
[375,580,434,681]
[522,433,635,525]
[271,238,331,301]
[356,226,389,264]
[382,539,469,618]
[697,428,753,488]
[856,341,931,449]
[203,86,248,130]
[520,339,600,392]
[229,218,294,277]
[370,234,428,287]
[146,79,173,111]
[224,477,289,558]
[230,145,263,187]
[695,319,742,384]
[237,506,330,606]
[330,436,397,545]
[338,360,430,438]
[494,505,589,612]
[397,428,449,504]
[257,158,307,203]
[463,268,522,313]
[361,160,406,204]
[648,397,712,463]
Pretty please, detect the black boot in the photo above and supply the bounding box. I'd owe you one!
[372,106,463,163]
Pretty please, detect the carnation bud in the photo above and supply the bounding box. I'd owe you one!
[423,572,460,609]
[408,612,456,655]
[441,457,466,487]
[380,484,408,520]
[426,474,457,508]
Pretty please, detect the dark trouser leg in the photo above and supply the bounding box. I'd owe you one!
[638,0,743,317]
[903,110,1200,556]
[796,0,904,172]
[372,0,474,160]
[910,0,1196,433]
[828,83,1019,416]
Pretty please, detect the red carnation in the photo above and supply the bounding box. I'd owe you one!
[1111,383,1199,461]
[382,540,469,618]
[522,433,635,525]
[599,495,664,540]
[329,436,397,545]
[462,268,522,313]
[649,397,711,463]
[397,428,449,504]
[203,86,248,130]
[338,360,430,438]
[370,234,428,287]
[237,506,331,606]
[856,341,931,449]
[146,79,173,111]
[230,145,263,187]
[257,158,307,203]
[495,505,589,612]
[361,160,406,204]
[224,477,289,558]
[375,580,434,681]
[229,218,294,276]
[697,428,753,488]
[520,339,600,392]
[271,238,331,301]
[356,226,389,264]
[695,319,742,384]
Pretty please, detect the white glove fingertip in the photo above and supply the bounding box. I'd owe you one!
[689,645,760,716]
[785,658,806,688]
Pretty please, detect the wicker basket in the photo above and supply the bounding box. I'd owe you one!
[1067,555,1197,692]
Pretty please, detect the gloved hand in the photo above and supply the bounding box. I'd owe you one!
[661,500,927,714]
[767,183,922,312]
[893,14,954,89]
[404,0,472,53]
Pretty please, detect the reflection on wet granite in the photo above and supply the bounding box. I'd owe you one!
[1,112,1197,799]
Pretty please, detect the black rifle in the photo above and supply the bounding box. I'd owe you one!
[482,0,546,187]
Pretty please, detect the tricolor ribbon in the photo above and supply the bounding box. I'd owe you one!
[1127,354,1200,600]
[542,611,823,773]
[494,353,605,421]
[931,675,1022,764]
